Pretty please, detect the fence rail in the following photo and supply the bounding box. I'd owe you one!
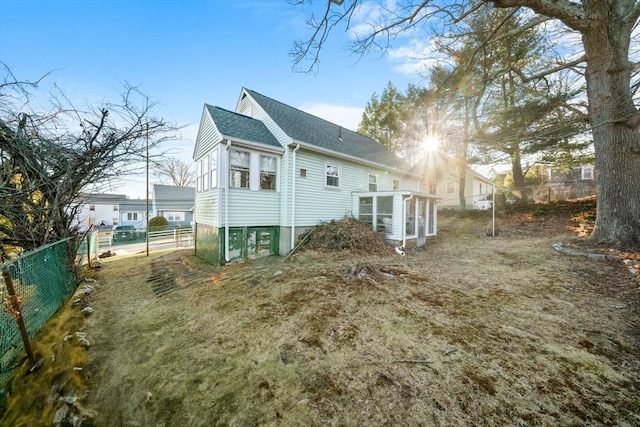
[0,239,78,386]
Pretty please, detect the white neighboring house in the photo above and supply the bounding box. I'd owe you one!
[73,194,125,231]
[418,153,493,210]
[192,88,440,265]
[118,199,149,229]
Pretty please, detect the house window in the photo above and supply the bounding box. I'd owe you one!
[326,163,340,188]
[260,155,277,190]
[368,174,377,192]
[197,160,202,191]
[230,149,250,188]
[210,151,218,188]
[165,212,184,221]
[127,212,139,221]
[392,180,399,190]
[202,155,209,191]
[581,166,594,180]
[300,168,307,178]
[113,219,119,225]
[89,205,95,211]
[113,205,119,211]
[479,183,483,195]
[446,181,455,194]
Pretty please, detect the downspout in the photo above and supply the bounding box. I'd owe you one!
[402,194,414,248]
[290,143,300,252]
[225,140,231,262]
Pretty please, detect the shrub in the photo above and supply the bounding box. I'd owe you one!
[148,216,168,230]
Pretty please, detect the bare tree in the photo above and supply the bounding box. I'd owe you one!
[154,156,195,187]
[0,66,176,251]
[292,0,640,249]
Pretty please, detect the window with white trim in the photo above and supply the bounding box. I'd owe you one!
[260,155,277,190]
[210,150,218,188]
[368,174,377,192]
[326,163,340,188]
[581,166,594,180]
[446,181,455,194]
[164,212,184,221]
[202,155,209,191]
[230,149,250,188]
[127,212,139,221]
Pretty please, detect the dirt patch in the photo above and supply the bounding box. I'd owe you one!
[3,216,640,426]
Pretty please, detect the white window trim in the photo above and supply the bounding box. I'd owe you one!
[259,154,278,191]
[325,162,341,189]
[230,149,251,189]
[368,174,377,192]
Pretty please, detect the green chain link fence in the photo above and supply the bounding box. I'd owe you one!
[1,237,80,387]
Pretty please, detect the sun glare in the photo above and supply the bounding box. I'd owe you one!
[422,135,439,152]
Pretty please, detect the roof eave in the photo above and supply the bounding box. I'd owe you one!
[224,135,284,153]
[289,140,421,179]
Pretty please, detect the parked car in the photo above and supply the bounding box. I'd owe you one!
[112,225,137,241]
[473,200,493,210]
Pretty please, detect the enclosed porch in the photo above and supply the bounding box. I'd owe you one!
[355,191,438,248]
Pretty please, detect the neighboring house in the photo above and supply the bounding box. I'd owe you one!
[192,88,439,265]
[548,165,596,200]
[416,152,493,210]
[119,199,150,229]
[152,184,195,226]
[73,193,126,231]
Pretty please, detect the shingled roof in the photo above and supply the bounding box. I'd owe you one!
[205,104,281,149]
[244,89,410,170]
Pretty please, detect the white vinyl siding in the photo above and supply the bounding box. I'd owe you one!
[225,190,280,226]
[194,107,222,160]
[195,190,220,226]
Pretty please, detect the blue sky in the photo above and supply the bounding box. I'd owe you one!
[0,0,429,197]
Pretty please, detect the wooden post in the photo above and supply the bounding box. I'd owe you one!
[2,269,34,363]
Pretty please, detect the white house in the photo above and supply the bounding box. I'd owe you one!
[415,152,493,210]
[73,193,125,231]
[192,88,439,265]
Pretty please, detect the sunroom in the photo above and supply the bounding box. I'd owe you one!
[355,191,438,248]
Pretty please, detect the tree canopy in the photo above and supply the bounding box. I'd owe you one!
[0,66,176,252]
[292,0,640,249]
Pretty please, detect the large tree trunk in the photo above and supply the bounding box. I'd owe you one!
[582,8,640,249]
[511,150,527,202]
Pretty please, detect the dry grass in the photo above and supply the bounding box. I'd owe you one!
[2,215,639,426]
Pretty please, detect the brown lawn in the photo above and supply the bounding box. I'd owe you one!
[2,214,639,426]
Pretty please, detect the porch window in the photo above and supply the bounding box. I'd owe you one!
[127,212,139,221]
[359,197,373,226]
[260,155,277,190]
[230,149,250,188]
[368,174,377,191]
[210,151,218,188]
[358,196,393,235]
[326,163,340,188]
[202,155,209,191]
[406,198,416,236]
[377,196,393,234]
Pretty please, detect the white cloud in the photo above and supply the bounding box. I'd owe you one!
[299,102,364,131]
